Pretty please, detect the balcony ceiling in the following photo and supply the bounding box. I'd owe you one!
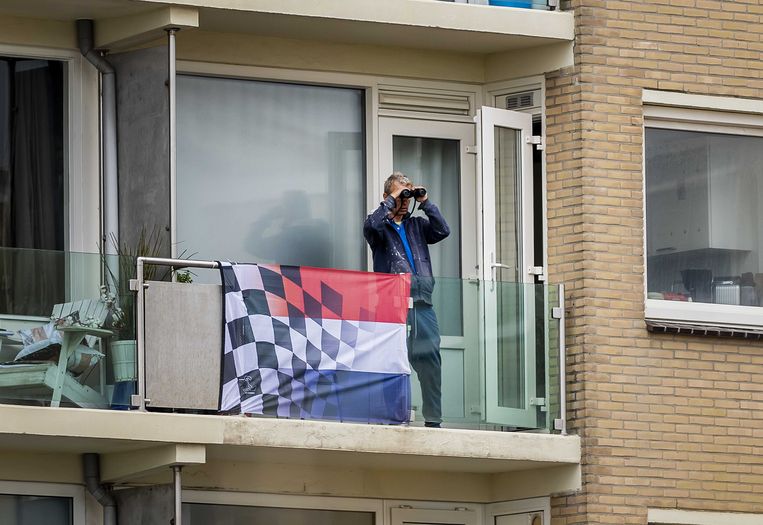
[0,0,574,54]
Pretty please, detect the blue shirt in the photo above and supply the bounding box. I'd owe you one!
[391,220,416,274]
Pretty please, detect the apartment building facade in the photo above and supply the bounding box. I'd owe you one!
[547,1,763,524]
[0,0,761,524]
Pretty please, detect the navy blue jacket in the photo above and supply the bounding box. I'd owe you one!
[363,196,450,304]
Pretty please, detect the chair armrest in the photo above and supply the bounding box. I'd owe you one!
[57,326,114,338]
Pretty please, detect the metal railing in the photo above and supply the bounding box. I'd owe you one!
[131,256,567,432]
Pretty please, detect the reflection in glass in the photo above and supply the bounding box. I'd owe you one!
[392,136,462,336]
[646,129,763,307]
[0,494,72,524]
[183,504,375,525]
[177,76,365,278]
[493,127,524,410]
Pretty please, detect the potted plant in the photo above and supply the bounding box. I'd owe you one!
[102,227,171,391]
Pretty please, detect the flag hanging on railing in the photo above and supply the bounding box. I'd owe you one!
[219,262,412,424]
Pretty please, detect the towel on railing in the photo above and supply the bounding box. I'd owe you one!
[218,262,412,424]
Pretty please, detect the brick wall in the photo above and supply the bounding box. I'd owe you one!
[546,1,763,523]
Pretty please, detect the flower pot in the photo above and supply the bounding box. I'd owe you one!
[111,339,137,382]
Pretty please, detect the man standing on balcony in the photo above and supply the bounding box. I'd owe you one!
[364,172,450,428]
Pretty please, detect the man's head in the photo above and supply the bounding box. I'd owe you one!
[383,172,414,221]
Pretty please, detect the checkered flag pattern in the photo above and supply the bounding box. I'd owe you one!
[219,262,412,424]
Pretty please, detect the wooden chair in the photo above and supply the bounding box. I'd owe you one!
[0,299,113,408]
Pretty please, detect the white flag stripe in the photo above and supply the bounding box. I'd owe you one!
[271,317,410,375]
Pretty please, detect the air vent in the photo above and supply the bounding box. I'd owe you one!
[506,91,534,110]
[379,89,471,116]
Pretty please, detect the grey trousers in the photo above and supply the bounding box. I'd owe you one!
[407,303,442,424]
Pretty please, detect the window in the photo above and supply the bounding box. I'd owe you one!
[0,481,84,525]
[184,504,375,525]
[0,57,65,316]
[644,92,763,327]
[0,493,73,525]
[176,75,365,276]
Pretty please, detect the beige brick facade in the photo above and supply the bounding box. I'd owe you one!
[547,0,763,523]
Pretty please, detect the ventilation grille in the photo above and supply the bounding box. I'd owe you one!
[506,91,534,110]
[379,89,471,116]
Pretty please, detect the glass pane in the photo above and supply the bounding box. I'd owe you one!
[494,127,521,282]
[493,127,524,410]
[183,504,375,525]
[392,136,462,336]
[646,128,763,307]
[496,280,525,410]
[177,76,365,280]
[0,58,65,315]
[0,494,72,525]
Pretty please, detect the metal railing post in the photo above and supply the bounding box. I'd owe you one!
[167,28,179,259]
[173,465,183,524]
[558,284,567,435]
[133,257,146,411]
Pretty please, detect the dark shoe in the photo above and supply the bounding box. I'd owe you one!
[424,422,441,428]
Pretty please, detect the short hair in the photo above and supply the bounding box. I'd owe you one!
[384,172,411,195]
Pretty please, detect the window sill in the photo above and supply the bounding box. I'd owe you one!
[646,319,763,339]
[645,298,763,333]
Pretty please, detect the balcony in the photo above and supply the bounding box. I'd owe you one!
[0,248,578,489]
[0,248,565,429]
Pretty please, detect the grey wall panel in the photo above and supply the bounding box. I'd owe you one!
[115,485,173,525]
[111,46,170,254]
[145,281,221,410]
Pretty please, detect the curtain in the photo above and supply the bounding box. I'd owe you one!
[0,58,64,316]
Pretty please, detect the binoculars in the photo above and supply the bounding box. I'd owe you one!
[400,187,427,199]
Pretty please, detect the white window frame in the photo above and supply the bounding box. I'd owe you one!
[0,480,86,523]
[648,508,763,525]
[643,90,763,329]
[0,44,100,325]
[0,43,99,255]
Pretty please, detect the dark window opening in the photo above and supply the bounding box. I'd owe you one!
[0,57,65,316]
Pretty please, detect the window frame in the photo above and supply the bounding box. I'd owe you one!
[0,43,98,255]
[643,91,763,329]
[0,480,86,524]
[0,44,100,323]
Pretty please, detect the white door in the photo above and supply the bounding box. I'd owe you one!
[391,507,479,525]
[477,106,539,428]
[378,117,480,426]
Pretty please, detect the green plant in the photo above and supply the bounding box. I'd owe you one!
[101,226,197,339]
[101,226,171,340]
[174,269,194,283]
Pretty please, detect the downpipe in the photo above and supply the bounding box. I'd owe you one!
[83,453,117,525]
[76,19,119,257]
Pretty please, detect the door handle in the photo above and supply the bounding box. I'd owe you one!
[490,262,512,269]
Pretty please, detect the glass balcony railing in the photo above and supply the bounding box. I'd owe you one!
[0,248,566,433]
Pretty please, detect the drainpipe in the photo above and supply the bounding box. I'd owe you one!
[76,19,119,257]
[83,453,117,525]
